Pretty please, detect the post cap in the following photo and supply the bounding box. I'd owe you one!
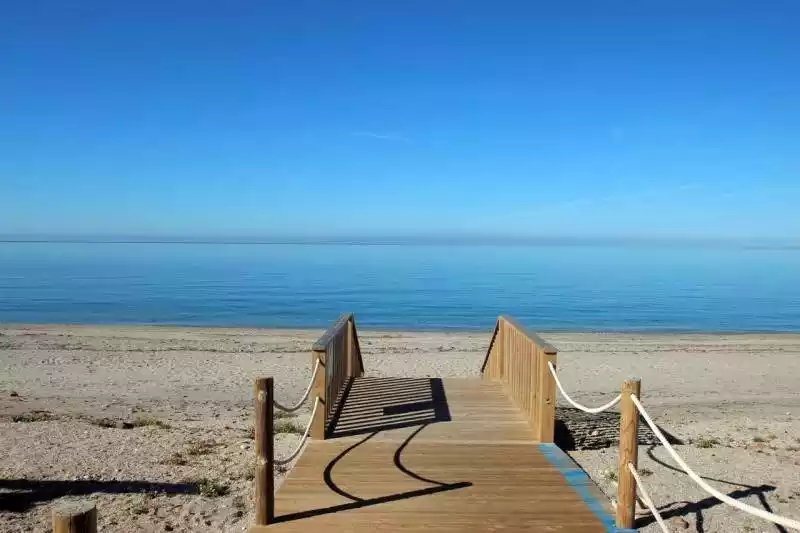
[52,500,96,518]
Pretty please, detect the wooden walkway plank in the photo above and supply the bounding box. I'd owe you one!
[252,377,616,533]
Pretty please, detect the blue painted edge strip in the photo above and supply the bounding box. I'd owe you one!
[538,443,637,533]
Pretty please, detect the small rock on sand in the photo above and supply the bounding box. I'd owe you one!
[670,516,690,529]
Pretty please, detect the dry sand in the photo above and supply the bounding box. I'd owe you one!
[1,325,798,533]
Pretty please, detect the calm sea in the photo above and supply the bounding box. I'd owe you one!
[1,242,799,331]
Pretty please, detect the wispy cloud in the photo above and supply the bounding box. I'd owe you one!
[351,131,411,143]
[552,182,703,210]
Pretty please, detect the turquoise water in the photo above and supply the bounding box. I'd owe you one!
[1,243,799,331]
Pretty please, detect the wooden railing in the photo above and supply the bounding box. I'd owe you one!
[310,313,364,439]
[252,313,364,526]
[481,316,557,442]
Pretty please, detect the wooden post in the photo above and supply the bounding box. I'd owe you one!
[498,319,506,383]
[535,349,557,442]
[346,318,353,377]
[527,341,537,423]
[490,320,500,380]
[493,319,503,380]
[53,501,97,533]
[351,316,364,377]
[616,378,641,529]
[310,349,327,439]
[254,377,274,526]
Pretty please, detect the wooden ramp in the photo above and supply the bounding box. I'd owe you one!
[252,377,618,532]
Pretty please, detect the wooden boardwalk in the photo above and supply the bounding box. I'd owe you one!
[252,377,618,532]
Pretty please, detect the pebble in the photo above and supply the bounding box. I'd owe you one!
[670,516,690,529]
[9,391,19,397]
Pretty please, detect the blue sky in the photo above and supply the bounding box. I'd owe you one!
[2,0,799,241]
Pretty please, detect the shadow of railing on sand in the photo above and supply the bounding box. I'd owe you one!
[638,445,785,533]
[0,479,200,513]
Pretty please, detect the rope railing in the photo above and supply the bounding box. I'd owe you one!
[274,397,320,466]
[627,463,671,533]
[547,361,622,414]
[273,359,320,413]
[544,361,800,531]
[630,394,800,531]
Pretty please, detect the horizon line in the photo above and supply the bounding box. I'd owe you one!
[1,234,799,249]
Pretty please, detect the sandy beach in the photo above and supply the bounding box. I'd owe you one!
[1,325,799,533]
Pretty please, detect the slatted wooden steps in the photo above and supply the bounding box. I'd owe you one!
[251,377,616,532]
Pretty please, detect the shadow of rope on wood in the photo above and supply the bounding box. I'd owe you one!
[278,422,473,524]
[555,406,684,451]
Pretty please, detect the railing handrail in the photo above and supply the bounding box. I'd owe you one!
[480,316,557,373]
[498,315,558,354]
[312,312,353,351]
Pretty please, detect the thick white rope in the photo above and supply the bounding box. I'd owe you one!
[273,359,320,413]
[547,361,622,414]
[628,463,671,533]
[274,397,320,466]
[631,394,800,531]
